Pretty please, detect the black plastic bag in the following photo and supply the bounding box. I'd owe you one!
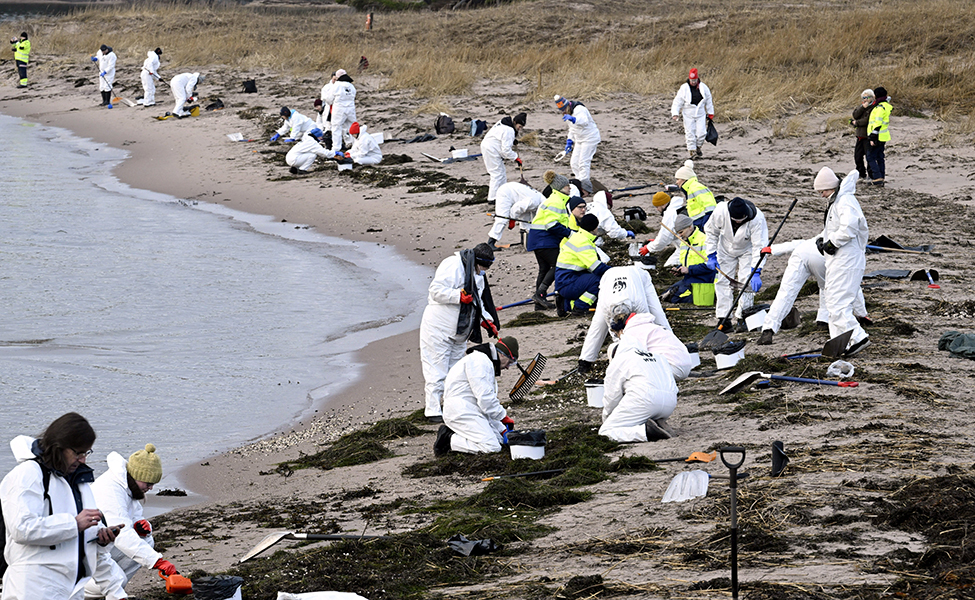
[706,118,718,146]
[193,575,244,600]
[447,534,501,557]
[241,79,257,93]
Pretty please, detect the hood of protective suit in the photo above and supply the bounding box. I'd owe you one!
[593,190,611,210]
[827,170,860,211]
[9,434,38,463]
[499,116,515,130]
[616,332,648,354]
[623,312,656,330]
[103,451,130,488]
[467,342,501,376]
[147,50,156,59]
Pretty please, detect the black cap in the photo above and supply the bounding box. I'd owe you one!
[513,112,527,126]
[578,214,600,233]
[473,243,495,267]
[568,196,586,211]
[100,44,109,52]
[874,86,887,99]
[280,106,291,117]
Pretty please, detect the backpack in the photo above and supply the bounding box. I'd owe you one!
[623,206,647,222]
[435,113,455,135]
[241,79,257,94]
[0,459,54,576]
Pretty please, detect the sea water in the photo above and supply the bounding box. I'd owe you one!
[0,113,429,485]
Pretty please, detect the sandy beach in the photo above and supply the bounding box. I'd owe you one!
[4,43,975,599]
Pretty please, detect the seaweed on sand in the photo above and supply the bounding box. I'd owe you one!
[275,417,423,473]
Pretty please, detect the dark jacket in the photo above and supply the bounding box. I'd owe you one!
[852,104,871,139]
[457,249,500,344]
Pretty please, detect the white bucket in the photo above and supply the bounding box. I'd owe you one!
[584,382,604,408]
[510,444,545,460]
[337,162,353,171]
[451,148,468,159]
[745,309,767,331]
[633,260,655,271]
[688,352,701,370]
[373,131,384,144]
[714,349,745,370]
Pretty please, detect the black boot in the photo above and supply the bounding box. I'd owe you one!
[434,425,454,457]
[533,286,554,311]
[100,91,109,106]
[757,329,774,346]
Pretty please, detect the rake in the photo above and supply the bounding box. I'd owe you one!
[509,353,547,400]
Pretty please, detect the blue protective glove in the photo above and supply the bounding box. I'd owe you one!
[282,138,295,143]
[501,429,509,445]
[706,252,719,271]
[270,133,281,142]
[565,139,574,153]
[100,71,106,77]
[626,231,635,238]
[91,56,98,62]
[562,114,576,123]
[750,268,762,292]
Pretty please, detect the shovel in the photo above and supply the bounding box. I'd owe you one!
[661,469,748,502]
[700,198,799,350]
[910,269,940,289]
[720,447,746,600]
[239,530,391,563]
[779,329,853,360]
[719,370,858,395]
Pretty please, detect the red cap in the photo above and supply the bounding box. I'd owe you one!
[689,68,699,79]
[349,122,360,135]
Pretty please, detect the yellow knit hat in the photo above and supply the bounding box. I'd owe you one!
[652,191,671,207]
[128,443,163,484]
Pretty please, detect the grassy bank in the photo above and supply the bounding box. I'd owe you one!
[7,0,975,120]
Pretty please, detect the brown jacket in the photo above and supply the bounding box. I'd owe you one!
[851,104,872,139]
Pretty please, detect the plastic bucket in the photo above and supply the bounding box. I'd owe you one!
[584,381,604,408]
[688,352,701,370]
[451,148,468,159]
[337,162,353,171]
[373,131,384,144]
[510,444,545,460]
[714,349,745,370]
[744,309,767,331]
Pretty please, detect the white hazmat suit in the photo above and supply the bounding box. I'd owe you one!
[580,266,672,364]
[488,181,543,244]
[139,50,160,106]
[589,190,632,244]
[480,119,519,203]
[96,49,117,92]
[822,170,869,349]
[420,253,495,418]
[442,348,509,454]
[170,72,201,117]
[671,80,714,153]
[285,132,332,172]
[704,200,769,321]
[276,110,316,141]
[0,436,127,600]
[564,103,601,188]
[323,78,356,152]
[600,336,679,443]
[349,125,383,165]
[83,452,162,598]
[619,312,693,381]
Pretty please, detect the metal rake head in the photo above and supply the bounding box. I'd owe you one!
[509,353,547,400]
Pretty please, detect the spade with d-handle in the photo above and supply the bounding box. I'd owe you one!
[700,198,799,351]
[720,446,746,600]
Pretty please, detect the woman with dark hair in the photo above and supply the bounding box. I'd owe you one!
[0,413,127,600]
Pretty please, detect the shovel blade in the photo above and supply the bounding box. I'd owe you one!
[821,330,853,358]
[719,371,766,395]
[700,328,729,351]
[662,470,710,503]
[238,531,294,563]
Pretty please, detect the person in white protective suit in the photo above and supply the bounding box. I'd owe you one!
[169,72,203,117]
[84,444,180,599]
[582,186,634,246]
[600,334,681,443]
[347,121,382,165]
[0,413,128,600]
[487,179,544,248]
[420,244,502,421]
[313,98,327,128]
[637,191,686,266]
[320,73,336,125]
[91,44,117,107]
[434,337,519,456]
[671,67,714,158]
[578,265,672,374]
[756,237,870,345]
[322,69,356,153]
[285,128,332,174]
[813,167,871,356]
[554,95,601,192]
[480,113,526,212]
[704,196,769,329]
[271,106,315,142]
[138,48,162,107]
[613,312,692,382]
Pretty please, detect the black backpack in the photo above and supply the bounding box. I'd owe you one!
[0,459,54,577]
[435,113,455,134]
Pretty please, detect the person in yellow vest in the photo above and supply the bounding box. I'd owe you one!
[866,86,892,187]
[10,32,30,88]
[674,160,717,228]
[527,171,584,311]
[661,214,716,306]
[555,214,610,316]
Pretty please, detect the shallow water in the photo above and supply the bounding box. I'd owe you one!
[0,113,429,485]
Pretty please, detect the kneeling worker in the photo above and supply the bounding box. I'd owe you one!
[286,128,332,174]
[435,337,520,456]
[555,213,610,315]
[347,121,382,165]
[662,214,716,306]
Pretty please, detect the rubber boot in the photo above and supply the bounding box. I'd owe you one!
[533,286,554,311]
[100,91,109,106]
[757,329,774,346]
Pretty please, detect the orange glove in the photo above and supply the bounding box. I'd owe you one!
[760,246,772,255]
[133,519,152,537]
[501,416,515,431]
[154,559,177,576]
[638,245,650,256]
[481,319,499,337]
[460,291,474,304]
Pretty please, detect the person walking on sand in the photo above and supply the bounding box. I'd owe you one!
[91,44,117,107]
[481,113,526,225]
[866,86,892,186]
[671,68,714,158]
[528,172,584,312]
[138,48,162,107]
[487,179,544,249]
[420,243,501,422]
[83,444,181,599]
[0,412,127,600]
[10,32,30,88]
[322,69,356,153]
[347,121,382,165]
[285,128,332,174]
[270,107,315,143]
[434,337,519,456]
[169,72,203,117]
[850,89,874,180]
[704,196,768,331]
[554,95,601,193]
[812,167,870,356]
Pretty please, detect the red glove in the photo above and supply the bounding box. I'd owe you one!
[515,157,523,166]
[154,559,177,576]
[760,246,772,255]
[501,416,515,431]
[638,245,649,256]
[459,291,474,304]
[133,519,152,537]
[508,219,516,230]
[344,152,351,158]
[481,319,499,337]
[707,114,714,120]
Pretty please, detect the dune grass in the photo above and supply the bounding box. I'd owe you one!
[10,0,975,120]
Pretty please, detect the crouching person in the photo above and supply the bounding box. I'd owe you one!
[84,444,179,599]
[555,213,609,315]
[434,337,519,456]
[286,128,332,174]
[347,121,382,165]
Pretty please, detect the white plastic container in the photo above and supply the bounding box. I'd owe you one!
[714,349,745,370]
[633,260,656,271]
[337,162,353,171]
[451,148,468,159]
[584,382,605,408]
[745,309,768,331]
[688,352,701,370]
[373,131,384,144]
[510,444,545,460]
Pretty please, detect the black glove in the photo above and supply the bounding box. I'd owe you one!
[577,359,593,375]
[815,237,825,255]
[823,240,838,255]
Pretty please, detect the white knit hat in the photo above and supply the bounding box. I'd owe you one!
[813,167,840,190]
[675,159,696,181]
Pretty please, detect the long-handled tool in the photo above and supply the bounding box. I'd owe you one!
[239,530,392,563]
[664,306,713,311]
[866,244,942,257]
[654,450,717,463]
[481,468,566,482]
[497,293,554,311]
[537,367,578,386]
[779,330,853,360]
[509,353,547,400]
[720,371,858,395]
[700,198,799,350]
[720,447,746,600]
[657,220,741,286]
